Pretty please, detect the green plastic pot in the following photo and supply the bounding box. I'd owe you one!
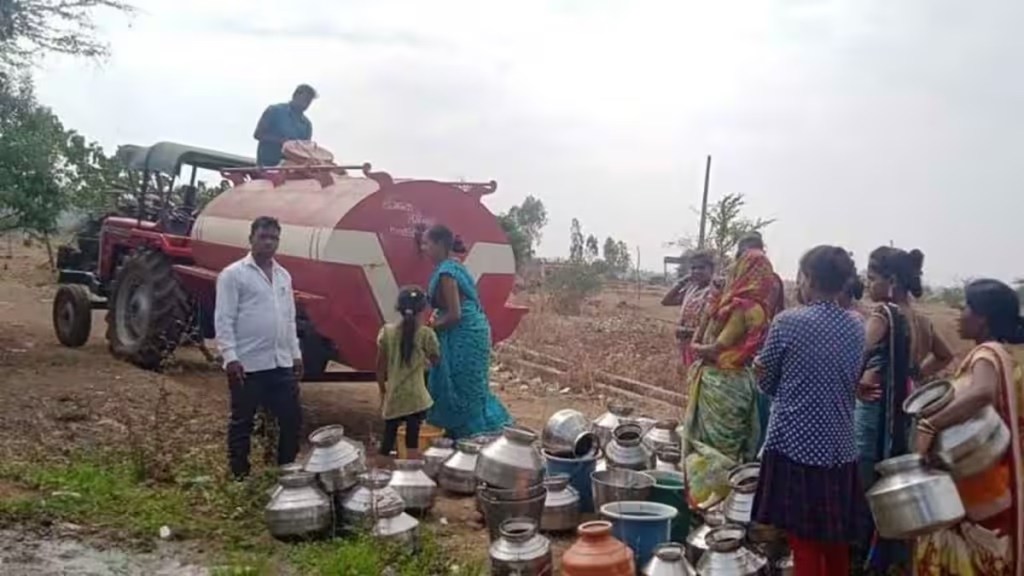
[643,469,690,542]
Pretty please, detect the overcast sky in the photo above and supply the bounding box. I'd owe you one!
[32,0,1024,284]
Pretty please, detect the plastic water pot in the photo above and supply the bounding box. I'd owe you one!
[643,469,690,543]
[543,448,600,513]
[600,500,678,569]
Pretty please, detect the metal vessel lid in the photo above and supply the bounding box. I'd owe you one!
[612,423,644,447]
[875,453,925,475]
[727,463,760,493]
[705,525,746,553]
[655,419,680,430]
[456,440,481,454]
[358,469,393,489]
[499,517,539,542]
[607,401,633,417]
[903,379,955,417]
[279,471,316,488]
[503,425,538,445]
[278,462,304,476]
[657,447,682,463]
[654,542,686,562]
[394,459,425,472]
[544,474,571,492]
[430,437,454,449]
[308,425,346,448]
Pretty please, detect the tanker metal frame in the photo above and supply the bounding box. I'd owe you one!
[52,141,528,382]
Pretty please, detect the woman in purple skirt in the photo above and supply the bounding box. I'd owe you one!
[752,246,867,576]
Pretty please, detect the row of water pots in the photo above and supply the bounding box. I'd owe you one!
[264,425,430,545]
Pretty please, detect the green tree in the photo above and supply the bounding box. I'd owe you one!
[497,195,547,269]
[0,0,133,69]
[569,218,584,263]
[585,234,599,262]
[0,74,69,235]
[601,236,632,278]
[671,193,775,266]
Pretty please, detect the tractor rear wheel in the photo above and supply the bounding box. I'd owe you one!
[53,284,93,347]
[105,249,191,370]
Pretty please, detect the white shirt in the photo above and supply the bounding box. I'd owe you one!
[215,253,301,372]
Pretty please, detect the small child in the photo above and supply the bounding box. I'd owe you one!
[375,285,439,466]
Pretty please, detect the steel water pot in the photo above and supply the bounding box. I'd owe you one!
[268,462,305,499]
[684,507,725,566]
[264,471,332,540]
[422,437,455,479]
[543,409,597,458]
[476,426,546,490]
[341,470,406,529]
[478,484,548,542]
[655,447,682,472]
[643,419,681,455]
[695,525,767,576]
[866,454,965,539]
[593,402,635,448]
[721,463,760,525]
[592,468,655,510]
[543,447,601,513]
[304,425,366,493]
[904,379,1011,478]
[643,543,694,576]
[388,459,437,513]
[371,498,420,546]
[540,474,580,533]
[606,423,654,471]
[439,440,481,495]
[489,517,553,576]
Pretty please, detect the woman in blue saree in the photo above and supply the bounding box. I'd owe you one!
[423,225,512,439]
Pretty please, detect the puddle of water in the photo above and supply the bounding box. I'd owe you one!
[0,531,209,576]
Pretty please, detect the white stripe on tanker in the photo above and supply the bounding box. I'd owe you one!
[193,215,515,323]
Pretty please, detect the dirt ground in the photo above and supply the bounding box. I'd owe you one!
[0,240,973,573]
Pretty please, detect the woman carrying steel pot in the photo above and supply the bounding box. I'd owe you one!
[751,246,867,576]
[914,279,1024,575]
[855,246,953,574]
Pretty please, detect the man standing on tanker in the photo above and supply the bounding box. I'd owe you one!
[253,84,316,166]
[215,216,304,480]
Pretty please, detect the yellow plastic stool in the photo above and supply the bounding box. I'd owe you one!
[396,423,444,459]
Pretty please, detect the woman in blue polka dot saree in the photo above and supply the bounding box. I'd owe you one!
[422,225,511,439]
[752,246,868,576]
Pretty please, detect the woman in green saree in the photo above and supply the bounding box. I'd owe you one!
[683,249,778,506]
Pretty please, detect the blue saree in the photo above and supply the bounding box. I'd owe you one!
[854,303,913,575]
[426,259,512,439]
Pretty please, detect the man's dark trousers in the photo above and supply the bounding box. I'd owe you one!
[227,367,301,479]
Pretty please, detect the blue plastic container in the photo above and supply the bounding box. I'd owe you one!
[600,500,678,568]
[543,448,600,513]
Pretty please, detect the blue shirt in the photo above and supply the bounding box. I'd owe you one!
[255,103,313,166]
[756,301,865,466]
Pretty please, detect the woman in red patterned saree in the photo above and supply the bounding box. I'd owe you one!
[914,279,1024,576]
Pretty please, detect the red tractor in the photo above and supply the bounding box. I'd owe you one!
[52,142,527,380]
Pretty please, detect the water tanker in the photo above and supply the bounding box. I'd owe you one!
[51,141,527,379]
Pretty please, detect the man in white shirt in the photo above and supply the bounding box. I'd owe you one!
[215,216,304,479]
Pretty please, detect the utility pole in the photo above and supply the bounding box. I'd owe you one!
[698,155,712,248]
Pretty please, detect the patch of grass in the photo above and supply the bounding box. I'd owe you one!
[289,530,487,576]
[0,450,274,549]
[0,450,489,574]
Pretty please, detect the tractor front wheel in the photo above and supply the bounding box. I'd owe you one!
[105,249,191,370]
[53,284,93,347]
